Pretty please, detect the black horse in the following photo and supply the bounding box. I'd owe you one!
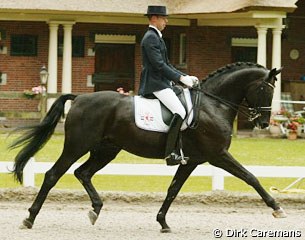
[11,62,286,232]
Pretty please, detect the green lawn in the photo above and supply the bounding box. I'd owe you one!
[1,133,305,192]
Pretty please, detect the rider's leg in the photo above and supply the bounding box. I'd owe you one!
[164,113,185,165]
[153,88,186,165]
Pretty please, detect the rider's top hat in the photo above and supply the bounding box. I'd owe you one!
[145,5,168,16]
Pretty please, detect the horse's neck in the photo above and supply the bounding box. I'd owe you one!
[204,74,246,105]
[200,66,267,127]
[200,76,245,126]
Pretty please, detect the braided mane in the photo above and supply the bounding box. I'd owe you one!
[203,62,266,82]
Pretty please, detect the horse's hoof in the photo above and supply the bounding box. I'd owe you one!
[160,227,171,233]
[19,219,33,229]
[272,207,287,218]
[88,210,98,225]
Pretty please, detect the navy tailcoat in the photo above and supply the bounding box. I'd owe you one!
[138,27,185,96]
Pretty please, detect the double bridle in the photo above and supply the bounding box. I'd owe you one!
[192,79,275,122]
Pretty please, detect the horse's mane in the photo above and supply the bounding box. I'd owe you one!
[202,62,266,82]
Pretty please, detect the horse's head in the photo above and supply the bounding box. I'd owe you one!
[245,67,282,129]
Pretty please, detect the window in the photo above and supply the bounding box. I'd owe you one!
[72,36,85,57]
[11,35,38,56]
[58,36,85,57]
[231,38,257,63]
[179,33,186,66]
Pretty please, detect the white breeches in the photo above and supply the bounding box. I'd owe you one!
[153,88,186,119]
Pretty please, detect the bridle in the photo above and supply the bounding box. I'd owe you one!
[192,79,275,122]
[247,80,275,121]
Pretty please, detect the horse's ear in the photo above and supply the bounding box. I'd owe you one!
[275,66,283,76]
[269,67,283,78]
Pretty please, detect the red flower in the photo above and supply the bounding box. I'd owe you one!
[287,122,299,131]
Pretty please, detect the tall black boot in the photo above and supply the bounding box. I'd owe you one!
[164,113,186,166]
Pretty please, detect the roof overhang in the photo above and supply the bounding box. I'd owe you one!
[0,10,191,26]
[0,0,298,27]
[195,11,286,27]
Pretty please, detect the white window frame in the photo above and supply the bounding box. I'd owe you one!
[231,38,257,47]
[95,34,136,44]
[179,33,187,68]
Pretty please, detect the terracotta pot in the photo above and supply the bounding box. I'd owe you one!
[287,131,298,140]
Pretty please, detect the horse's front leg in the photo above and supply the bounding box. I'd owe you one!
[210,150,287,218]
[157,163,197,233]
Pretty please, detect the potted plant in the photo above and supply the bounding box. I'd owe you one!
[269,118,283,137]
[23,86,46,99]
[269,111,288,137]
[289,115,305,136]
[286,121,299,140]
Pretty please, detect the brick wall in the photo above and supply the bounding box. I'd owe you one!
[281,0,305,81]
[1,7,305,112]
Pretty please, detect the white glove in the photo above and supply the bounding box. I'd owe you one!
[180,75,194,88]
[189,76,199,85]
[180,75,199,88]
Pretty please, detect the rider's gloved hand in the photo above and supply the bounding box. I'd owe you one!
[189,76,199,86]
[180,75,195,88]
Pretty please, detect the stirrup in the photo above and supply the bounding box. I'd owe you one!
[165,149,189,166]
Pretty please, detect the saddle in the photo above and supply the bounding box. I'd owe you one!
[134,86,200,132]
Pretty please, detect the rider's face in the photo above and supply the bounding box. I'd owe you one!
[154,16,168,32]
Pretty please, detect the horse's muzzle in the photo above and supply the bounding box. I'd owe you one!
[260,122,270,129]
[254,118,270,129]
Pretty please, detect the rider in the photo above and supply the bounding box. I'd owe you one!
[138,5,199,165]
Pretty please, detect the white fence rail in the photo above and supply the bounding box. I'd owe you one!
[1,158,305,190]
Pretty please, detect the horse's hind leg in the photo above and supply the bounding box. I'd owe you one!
[74,142,121,225]
[157,163,197,233]
[211,150,286,218]
[21,148,87,229]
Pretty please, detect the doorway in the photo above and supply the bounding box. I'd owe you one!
[93,43,135,92]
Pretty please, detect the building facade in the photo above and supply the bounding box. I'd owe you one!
[0,0,304,128]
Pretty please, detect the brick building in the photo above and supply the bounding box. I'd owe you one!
[0,0,304,127]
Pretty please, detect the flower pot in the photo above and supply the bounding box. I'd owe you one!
[287,131,297,140]
[269,125,282,137]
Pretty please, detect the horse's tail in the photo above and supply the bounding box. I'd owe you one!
[9,94,77,183]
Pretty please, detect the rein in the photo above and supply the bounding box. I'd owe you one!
[192,80,274,122]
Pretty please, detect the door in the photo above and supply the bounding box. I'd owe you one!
[231,46,257,130]
[93,44,135,92]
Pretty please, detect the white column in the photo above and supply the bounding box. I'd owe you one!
[62,22,74,114]
[256,26,268,67]
[47,22,59,110]
[271,27,282,112]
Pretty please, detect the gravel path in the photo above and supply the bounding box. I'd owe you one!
[1,188,305,240]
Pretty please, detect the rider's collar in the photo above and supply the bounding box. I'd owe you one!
[149,25,162,38]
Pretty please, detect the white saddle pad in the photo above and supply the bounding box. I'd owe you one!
[134,88,194,132]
